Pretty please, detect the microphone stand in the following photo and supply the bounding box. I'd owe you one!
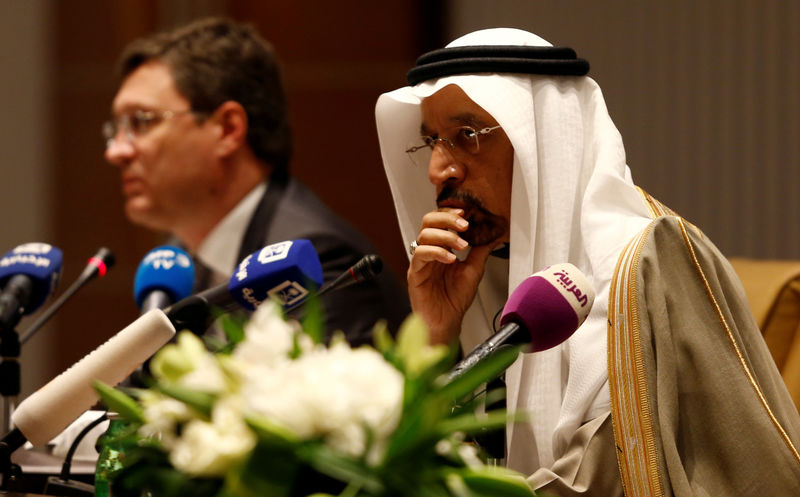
[478,375,507,465]
[0,319,22,432]
[0,428,24,490]
[21,247,115,346]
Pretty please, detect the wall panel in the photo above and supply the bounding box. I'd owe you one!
[447,0,800,259]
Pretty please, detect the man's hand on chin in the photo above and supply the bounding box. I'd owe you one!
[407,207,494,345]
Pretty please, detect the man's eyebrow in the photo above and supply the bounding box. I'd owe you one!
[419,113,488,135]
[449,113,485,128]
[111,102,159,116]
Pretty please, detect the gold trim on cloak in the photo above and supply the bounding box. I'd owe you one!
[608,221,662,497]
[609,206,800,496]
[676,219,800,465]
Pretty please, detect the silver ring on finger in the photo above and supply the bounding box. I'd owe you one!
[409,240,419,256]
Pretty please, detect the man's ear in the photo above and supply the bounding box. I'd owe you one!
[211,100,248,159]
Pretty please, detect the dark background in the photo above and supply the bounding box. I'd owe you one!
[2,1,799,396]
[6,0,444,394]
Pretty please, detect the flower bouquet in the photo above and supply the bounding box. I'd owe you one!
[94,299,536,497]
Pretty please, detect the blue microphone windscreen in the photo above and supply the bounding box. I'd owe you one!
[228,239,323,311]
[134,246,195,308]
[0,243,63,314]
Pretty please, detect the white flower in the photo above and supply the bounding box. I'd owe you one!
[178,352,228,394]
[150,332,228,394]
[168,397,256,477]
[241,342,404,464]
[138,392,193,449]
[233,301,308,369]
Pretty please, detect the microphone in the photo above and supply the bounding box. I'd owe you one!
[165,239,322,334]
[79,247,115,281]
[20,247,115,345]
[447,263,595,381]
[0,243,63,332]
[316,254,383,297]
[133,246,194,313]
[3,309,176,450]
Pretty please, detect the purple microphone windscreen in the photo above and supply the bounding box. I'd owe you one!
[499,263,595,352]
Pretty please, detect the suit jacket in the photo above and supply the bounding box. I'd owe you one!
[234,176,410,346]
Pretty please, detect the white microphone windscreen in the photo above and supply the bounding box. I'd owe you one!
[12,309,175,446]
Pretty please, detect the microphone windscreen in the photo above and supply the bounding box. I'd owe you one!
[88,247,115,277]
[0,243,63,314]
[228,239,323,311]
[500,263,595,352]
[134,246,195,309]
[11,309,176,446]
[353,254,383,281]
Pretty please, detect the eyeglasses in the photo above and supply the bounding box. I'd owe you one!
[102,109,196,148]
[405,125,502,167]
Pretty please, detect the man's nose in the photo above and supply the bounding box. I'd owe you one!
[427,144,464,186]
[104,134,136,166]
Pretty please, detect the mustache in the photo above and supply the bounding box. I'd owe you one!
[436,186,488,213]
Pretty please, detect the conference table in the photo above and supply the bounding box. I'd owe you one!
[2,446,95,496]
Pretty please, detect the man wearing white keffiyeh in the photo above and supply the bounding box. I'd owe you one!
[376,28,800,495]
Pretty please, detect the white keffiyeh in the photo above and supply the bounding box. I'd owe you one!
[375,28,652,473]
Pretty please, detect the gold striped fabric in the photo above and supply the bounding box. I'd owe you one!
[608,221,663,497]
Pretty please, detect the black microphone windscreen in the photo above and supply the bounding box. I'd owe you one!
[352,254,383,281]
[93,247,115,270]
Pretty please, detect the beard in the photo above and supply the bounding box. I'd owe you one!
[437,186,508,246]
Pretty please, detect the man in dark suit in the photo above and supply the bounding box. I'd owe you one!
[103,17,409,345]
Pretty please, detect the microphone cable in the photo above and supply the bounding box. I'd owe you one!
[59,411,108,482]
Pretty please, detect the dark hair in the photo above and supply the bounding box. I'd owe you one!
[118,17,292,175]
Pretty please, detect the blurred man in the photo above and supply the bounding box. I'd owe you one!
[376,28,800,495]
[105,17,409,344]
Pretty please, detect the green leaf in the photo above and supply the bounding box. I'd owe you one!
[220,313,247,348]
[381,399,448,463]
[371,320,393,355]
[245,414,301,445]
[224,441,298,497]
[154,383,215,417]
[457,466,536,496]
[224,465,292,497]
[436,411,510,437]
[295,444,384,495]
[300,287,325,345]
[198,306,243,354]
[450,383,508,417]
[443,472,472,497]
[396,314,450,377]
[436,345,524,403]
[149,332,210,383]
[109,445,223,497]
[93,381,145,423]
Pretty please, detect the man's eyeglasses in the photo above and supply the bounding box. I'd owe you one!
[405,125,502,167]
[102,109,196,148]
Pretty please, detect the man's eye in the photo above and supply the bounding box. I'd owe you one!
[129,112,154,134]
[454,127,478,148]
[459,127,477,139]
